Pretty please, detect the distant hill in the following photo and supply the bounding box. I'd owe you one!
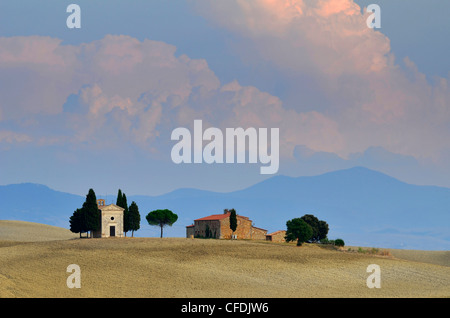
[1,167,449,250]
[0,183,84,228]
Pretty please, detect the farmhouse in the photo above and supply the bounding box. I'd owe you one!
[186,209,267,240]
[265,230,286,243]
[92,199,124,238]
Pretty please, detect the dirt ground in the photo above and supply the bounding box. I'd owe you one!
[0,234,448,298]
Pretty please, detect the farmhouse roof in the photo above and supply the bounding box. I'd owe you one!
[252,226,268,232]
[195,212,250,221]
[195,213,231,221]
[266,230,286,236]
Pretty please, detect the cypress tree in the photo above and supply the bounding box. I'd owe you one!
[116,189,130,236]
[229,208,237,239]
[116,189,123,208]
[82,188,100,237]
[122,193,130,236]
[70,208,86,238]
[128,201,141,237]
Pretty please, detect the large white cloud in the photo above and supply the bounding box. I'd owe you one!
[1,0,449,171]
[192,0,450,161]
[0,34,342,160]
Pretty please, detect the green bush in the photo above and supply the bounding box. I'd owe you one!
[370,248,379,254]
[320,238,330,244]
[335,238,345,247]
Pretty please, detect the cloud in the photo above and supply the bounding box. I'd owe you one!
[0,35,219,148]
[192,0,450,161]
[218,81,344,156]
[0,36,71,66]
[0,130,32,143]
[0,34,343,161]
[192,0,390,76]
[1,0,449,183]
[0,36,79,120]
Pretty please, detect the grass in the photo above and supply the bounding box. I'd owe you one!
[0,220,78,241]
[0,221,449,298]
[351,246,392,257]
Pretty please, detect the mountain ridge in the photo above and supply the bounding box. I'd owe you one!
[1,167,449,250]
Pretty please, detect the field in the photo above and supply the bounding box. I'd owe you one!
[0,221,449,298]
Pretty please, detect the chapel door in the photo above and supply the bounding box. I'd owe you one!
[110,226,116,237]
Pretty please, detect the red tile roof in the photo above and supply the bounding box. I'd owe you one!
[195,213,231,221]
[252,226,268,232]
[266,230,286,236]
[194,212,252,222]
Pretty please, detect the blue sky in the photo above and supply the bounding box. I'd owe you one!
[1,1,448,80]
[0,0,449,196]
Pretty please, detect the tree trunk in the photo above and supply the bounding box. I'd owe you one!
[160,225,163,238]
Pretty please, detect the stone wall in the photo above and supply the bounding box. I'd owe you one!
[266,230,286,243]
[194,220,221,238]
[186,212,269,241]
[251,227,268,240]
[100,210,124,237]
[220,215,253,239]
[93,204,124,238]
[186,225,195,238]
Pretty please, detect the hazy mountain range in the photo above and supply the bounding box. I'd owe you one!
[1,167,449,250]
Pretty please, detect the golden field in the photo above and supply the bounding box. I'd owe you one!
[0,221,448,298]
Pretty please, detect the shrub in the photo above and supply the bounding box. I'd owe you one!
[320,238,330,244]
[335,238,345,247]
[380,250,392,257]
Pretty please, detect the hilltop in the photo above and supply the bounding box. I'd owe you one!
[1,167,449,250]
[0,236,448,298]
[0,220,78,243]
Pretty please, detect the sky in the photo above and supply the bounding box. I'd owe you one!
[0,0,449,196]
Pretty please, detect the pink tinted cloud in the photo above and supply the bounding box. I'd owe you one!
[0,36,79,120]
[0,36,70,66]
[313,0,360,17]
[193,0,450,160]
[0,34,344,159]
[88,35,144,75]
[1,22,448,163]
